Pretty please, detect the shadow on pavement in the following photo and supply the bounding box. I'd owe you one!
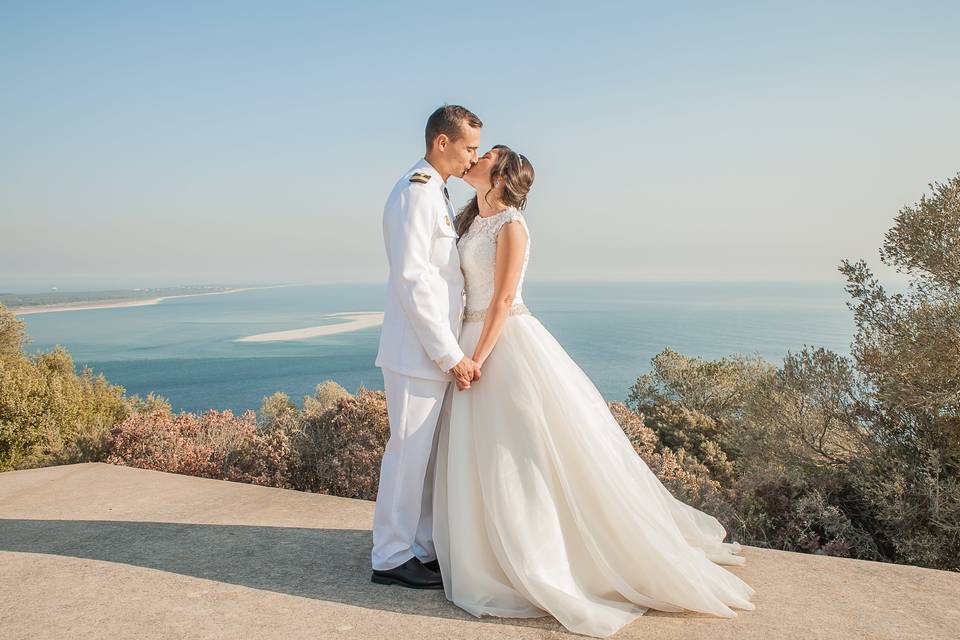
[0,518,569,632]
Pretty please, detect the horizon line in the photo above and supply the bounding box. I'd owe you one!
[0,277,870,296]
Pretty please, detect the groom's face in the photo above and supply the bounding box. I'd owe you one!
[444,123,481,179]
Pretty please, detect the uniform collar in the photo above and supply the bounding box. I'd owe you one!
[413,157,447,190]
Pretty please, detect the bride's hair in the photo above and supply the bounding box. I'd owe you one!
[455,144,535,237]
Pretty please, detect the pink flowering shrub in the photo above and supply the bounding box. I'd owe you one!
[107,407,290,487]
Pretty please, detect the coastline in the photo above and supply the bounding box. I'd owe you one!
[233,312,384,342]
[11,284,300,315]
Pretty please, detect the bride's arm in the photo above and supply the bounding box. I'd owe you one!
[471,219,528,368]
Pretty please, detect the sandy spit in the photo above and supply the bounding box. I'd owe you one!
[233,312,384,342]
[11,284,300,315]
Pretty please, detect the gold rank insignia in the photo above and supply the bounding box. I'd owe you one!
[409,172,431,184]
[444,217,452,226]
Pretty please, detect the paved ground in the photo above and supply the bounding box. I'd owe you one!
[1,462,957,639]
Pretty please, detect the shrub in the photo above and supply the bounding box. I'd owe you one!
[288,387,388,500]
[609,402,735,529]
[107,408,290,487]
[0,306,130,471]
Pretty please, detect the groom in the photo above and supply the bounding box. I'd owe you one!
[371,105,483,588]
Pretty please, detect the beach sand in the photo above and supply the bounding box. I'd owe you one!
[11,284,298,315]
[234,312,384,342]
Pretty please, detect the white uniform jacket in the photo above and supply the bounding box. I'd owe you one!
[375,158,466,381]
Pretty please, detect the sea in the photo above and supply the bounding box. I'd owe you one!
[16,282,857,415]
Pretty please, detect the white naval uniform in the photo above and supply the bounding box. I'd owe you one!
[372,157,466,571]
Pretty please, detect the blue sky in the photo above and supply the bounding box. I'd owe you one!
[1,1,958,290]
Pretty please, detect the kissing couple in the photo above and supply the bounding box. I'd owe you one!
[371,105,756,638]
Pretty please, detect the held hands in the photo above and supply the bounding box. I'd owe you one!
[450,355,482,391]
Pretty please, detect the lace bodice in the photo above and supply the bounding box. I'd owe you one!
[457,207,530,319]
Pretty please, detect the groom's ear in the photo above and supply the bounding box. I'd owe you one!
[435,133,449,152]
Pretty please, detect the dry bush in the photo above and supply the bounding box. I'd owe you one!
[288,387,388,500]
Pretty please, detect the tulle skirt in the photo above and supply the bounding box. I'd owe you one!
[432,312,756,638]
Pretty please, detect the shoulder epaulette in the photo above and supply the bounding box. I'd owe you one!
[409,172,431,184]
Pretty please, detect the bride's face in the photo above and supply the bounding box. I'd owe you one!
[463,148,500,191]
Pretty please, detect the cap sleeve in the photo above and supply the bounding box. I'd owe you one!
[493,209,525,236]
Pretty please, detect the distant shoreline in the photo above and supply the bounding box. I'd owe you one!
[234,312,384,342]
[12,284,300,315]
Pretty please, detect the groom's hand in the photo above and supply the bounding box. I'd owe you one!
[451,356,479,390]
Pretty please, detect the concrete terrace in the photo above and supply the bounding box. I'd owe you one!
[1,462,958,639]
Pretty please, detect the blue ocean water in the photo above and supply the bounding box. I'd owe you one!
[17,282,856,414]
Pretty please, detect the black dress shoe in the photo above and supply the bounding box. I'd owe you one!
[371,557,443,589]
[422,558,440,573]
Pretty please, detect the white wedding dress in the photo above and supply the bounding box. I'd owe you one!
[432,207,756,638]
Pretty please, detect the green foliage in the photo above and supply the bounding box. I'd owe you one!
[0,306,29,357]
[837,172,960,570]
[631,399,736,486]
[0,304,130,470]
[617,173,960,571]
[738,347,869,479]
[879,173,960,289]
[608,402,735,525]
[257,391,299,432]
[627,347,773,424]
[303,380,351,419]
[627,349,772,484]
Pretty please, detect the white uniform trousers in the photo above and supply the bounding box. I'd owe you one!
[371,366,452,570]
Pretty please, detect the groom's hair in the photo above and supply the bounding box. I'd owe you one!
[425,105,482,150]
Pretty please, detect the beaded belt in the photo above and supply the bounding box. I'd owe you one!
[463,302,530,323]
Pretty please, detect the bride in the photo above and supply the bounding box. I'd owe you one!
[431,145,757,638]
